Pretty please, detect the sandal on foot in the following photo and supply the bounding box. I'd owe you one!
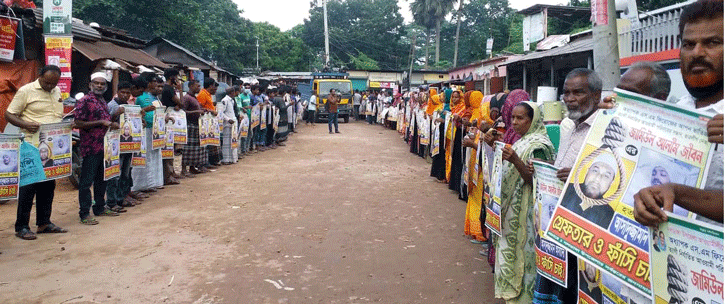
[37,223,68,234]
[80,217,99,225]
[96,209,120,217]
[110,206,127,213]
[15,228,37,240]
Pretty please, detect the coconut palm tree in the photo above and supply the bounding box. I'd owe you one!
[411,0,456,66]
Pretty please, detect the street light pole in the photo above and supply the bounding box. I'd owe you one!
[256,37,259,72]
[323,0,330,67]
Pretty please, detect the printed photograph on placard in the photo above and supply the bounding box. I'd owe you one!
[0,136,21,199]
[119,105,142,153]
[152,107,166,150]
[211,115,221,146]
[103,129,120,180]
[484,141,505,236]
[545,89,716,296]
[161,121,175,159]
[533,161,568,287]
[250,104,260,129]
[649,212,723,304]
[170,109,187,144]
[260,105,267,130]
[37,122,73,180]
[131,131,147,168]
[231,122,238,149]
[239,116,249,139]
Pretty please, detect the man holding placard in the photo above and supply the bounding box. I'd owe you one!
[5,65,67,239]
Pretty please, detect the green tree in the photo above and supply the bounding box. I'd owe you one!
[350,53,380,70]
[411,0,456,65]
[254,22,314,72]
[301,0,408,70]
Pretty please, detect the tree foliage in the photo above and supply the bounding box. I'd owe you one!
[300,0,408,70]
[253,22,314,72]
[71,0,256,74]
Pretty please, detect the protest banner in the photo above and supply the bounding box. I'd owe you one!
[152,107,166,150]
[260,105,267,130]
[431,112,441,157]
[119,105,142,153]
[272,107,280,133]
[532,160,568,287]
[168,109,187,144]
[231,122,239,149]
[545,89,716,296]
[0,135,21,199]
[131,133,147,168]
[35,122,72,181]
[650,212,723,304]
[19,141,46,187]
[210,114,220,146]
[239,116,249,139]
[199,113,211,147]
[161,121,175,159]
[103,129,120,180]
[419,113,430,146]
[0,17,20,62]
[251,104,260,129]
[485,141,506,236]
[577,259,649,304]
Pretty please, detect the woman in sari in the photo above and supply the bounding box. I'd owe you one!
[416,90,430,158]
[463,91,488,241]
[494,101,555,303]
[444,90,464,184]
[448,91,472,200]
[427,93,446,180]
[501,90,530,145]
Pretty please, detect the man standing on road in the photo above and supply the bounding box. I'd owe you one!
[5,65,68,239]
[160,68,182,185]
[197,78,220,167]
[75,72,121,225]
[353,89,362,120]
[327,89,340,134]
[181,80,208,175]
[305,92,317,126]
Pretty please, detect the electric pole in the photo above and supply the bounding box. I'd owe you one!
[592,0,620,91]
[323,0,330,67]
[255,37,259,72]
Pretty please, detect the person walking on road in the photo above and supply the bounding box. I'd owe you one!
[327,89,340,134]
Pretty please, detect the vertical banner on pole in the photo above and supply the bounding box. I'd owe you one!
[43,0,72,35]
[44,36,72,99]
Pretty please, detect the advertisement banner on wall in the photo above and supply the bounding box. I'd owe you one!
[0,17,20,62]
[43,0,72,35]
[44,36,72,99]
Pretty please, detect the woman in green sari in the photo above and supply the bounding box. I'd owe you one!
[495,101,555,303]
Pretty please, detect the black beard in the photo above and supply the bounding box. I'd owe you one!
[684,78,724,100]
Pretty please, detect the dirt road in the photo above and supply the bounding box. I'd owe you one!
[0,121,501,303]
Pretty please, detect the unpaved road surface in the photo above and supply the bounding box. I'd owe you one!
[0,121,502,303]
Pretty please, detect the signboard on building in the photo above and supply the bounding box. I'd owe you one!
[523,12,545,51]
[43,0,72,35]
[0,17,20,62]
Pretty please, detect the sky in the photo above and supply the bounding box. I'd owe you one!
[237,0,569,32]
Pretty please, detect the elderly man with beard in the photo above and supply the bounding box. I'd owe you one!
[634,0,724,226]
[75,72,121,225]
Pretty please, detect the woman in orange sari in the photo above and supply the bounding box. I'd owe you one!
[444,90,464,183]
[462,91,488,241]
[448,91,471,200]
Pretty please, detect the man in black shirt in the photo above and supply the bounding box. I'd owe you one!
[161,68,182,185]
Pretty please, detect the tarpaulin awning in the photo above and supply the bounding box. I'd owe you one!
[73,40,169,69]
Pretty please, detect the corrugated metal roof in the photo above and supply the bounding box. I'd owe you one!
[32,8,101,41]
[73,40,169,68]
[500,36,592,66]
[146,37,214,69]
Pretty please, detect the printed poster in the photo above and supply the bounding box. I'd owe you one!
[0,17,20,62]
[0,135,20,199]
[431,113,440,157]
[650,212,723,304]
[231,122,239,149]
[485,141,506,236]
[169,109,187,144]
[211,114,220,146]
[545,89,716,296]
[260,105,267,130]
[161,121,175,159]
[239,116,249,138]
[199,114,211,147]
[272,107,279,133]
[103,129,120,180]
[419,113,430,146]
[19,141,46,187]
[578,260,649,304]
[151,107,166,150]
[250,104,260,129]
[119,105,143,153]
[532,161,569,288]
[36,121,72,181]
[131,132,146,168]
[44,36,72,99]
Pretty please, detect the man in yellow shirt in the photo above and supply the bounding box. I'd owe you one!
[4,65,68,240]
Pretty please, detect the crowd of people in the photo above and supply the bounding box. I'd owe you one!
[7,67,305,239]
[359,1,723,303]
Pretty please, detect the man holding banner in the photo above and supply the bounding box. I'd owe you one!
[75,72,121,225]
[5,65,67,240]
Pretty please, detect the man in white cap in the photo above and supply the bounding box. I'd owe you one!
[74,71,121,225]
